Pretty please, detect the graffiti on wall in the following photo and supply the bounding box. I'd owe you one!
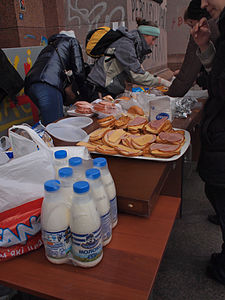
[67,0,126,31]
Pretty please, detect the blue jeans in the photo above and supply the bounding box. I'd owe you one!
[26,83,64,125]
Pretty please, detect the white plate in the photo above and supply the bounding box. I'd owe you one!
[46,123,87,142]
[90,129,190,162]
[67,109,94,117]
[57,117,93,128]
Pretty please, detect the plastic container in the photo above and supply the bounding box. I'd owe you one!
[70,181,103,267]
[86,168,112,246]
[54,150,68,177]
[69,157,85,181]
[41,180,72,264]
[58,167,74,206]
[93,157,118,228]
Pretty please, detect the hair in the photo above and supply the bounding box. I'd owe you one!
[184,0,211,21]
[136,17,158,28]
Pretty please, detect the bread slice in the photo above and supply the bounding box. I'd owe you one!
[76,141,96,152]
[103,129,127,148]
[144,117,172,134]
[97,115,116,128]
[131,134,156,150]
[95,144,118,155]
[114,115,130,129]
[114,144,143,157]
[89,127,111,142]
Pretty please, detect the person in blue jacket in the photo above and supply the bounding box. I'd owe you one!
[24,30,86,125]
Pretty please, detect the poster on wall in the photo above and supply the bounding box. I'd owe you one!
[19,0,25,11]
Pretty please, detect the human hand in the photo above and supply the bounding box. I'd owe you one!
[159,78,171,88]
[64,84,77,106]
[173,69,180,77]
[191,17,211,52]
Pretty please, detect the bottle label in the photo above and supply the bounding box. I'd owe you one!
[42,227,72,259]
[110,196,118,224]
[71,227,103,263]
[101,211,112,242]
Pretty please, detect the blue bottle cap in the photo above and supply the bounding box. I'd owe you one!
[54,150,67,159]
[86,168,100,180]
[58,167,73,178]
[73,181,89,194]
[44,180,60,192]
[69,157,82,167]
[93,157,107,168]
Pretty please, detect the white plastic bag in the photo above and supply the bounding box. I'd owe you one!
[0,125,56,260]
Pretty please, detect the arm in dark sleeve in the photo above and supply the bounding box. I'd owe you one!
[167,35,202,97]
[70,38,86,94]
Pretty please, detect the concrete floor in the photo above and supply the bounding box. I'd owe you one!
[152,162,225,300]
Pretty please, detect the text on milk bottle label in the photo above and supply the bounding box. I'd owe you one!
[101,211,112,241]
[110,196,118,223]
[72,227,102,262]
[42,227,72,258]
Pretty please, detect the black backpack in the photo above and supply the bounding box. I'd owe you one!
[85,26,123,59]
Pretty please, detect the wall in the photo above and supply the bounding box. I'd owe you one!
[166,0,190,70]
[0,0,167,72]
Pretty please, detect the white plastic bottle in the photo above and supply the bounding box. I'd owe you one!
[58,167,74,206]
[54,150,68,178]
[86,168,112,246]
[70,181,103,267]
[69,157,85,181]
[93,157,118,228]
[41,180,72,264]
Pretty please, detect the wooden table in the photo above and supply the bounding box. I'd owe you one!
[0,99,205,299]
[0,195,180,300]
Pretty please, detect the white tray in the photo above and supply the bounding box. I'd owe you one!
[90,129,191,162]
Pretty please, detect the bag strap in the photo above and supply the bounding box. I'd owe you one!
[49,41,72,84]
[8,125,50,151]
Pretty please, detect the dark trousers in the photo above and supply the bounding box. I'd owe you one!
[79,81,117,102]
[205,183,225,259]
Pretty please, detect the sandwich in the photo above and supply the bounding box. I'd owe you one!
[97,115,116,128]
[149,143,181,158]
[76,141,96,152]
[156,131,185,145]
[127,116,148,133]
[127,105,144,116]
[114,115,130,129]
[131,134,156,150]
[114,144,143,156]
[89,127,111,142]
[103,129,127,148]
[144,117,172,135]
[95,144,118,155]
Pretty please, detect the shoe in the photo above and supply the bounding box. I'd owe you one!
[206,264,225,285]
[207,214,220,225]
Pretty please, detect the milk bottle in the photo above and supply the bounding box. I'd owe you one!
[93,157,118,228]
[41,180,72,264]
[69,157,85,181]
[54,150,68,178]
[86,168,112,246]
[70,181,103,267]
[58,167,74,206]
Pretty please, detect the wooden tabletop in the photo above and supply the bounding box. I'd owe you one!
[0,195,180,300]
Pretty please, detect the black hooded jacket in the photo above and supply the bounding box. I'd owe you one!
[24,34,86,95]
[0,49,24,103]
[198,8,225,185]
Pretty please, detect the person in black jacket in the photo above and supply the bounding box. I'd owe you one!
[24,30,86,125]
[0,49,24,104]
[167,0,219,97]
[191,0,225,284]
